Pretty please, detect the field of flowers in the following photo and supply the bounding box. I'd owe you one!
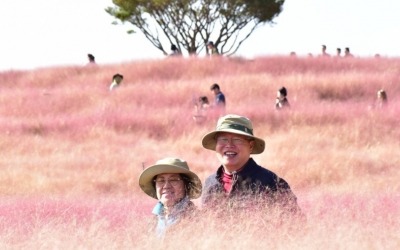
[0,56,399,249]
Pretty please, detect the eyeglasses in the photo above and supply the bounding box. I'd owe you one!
[154,178,182,187]
[216,137,251,146]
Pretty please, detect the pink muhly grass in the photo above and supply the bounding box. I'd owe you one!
[1,56,399,248]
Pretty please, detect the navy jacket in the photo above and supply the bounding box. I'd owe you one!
[202,158,302,215]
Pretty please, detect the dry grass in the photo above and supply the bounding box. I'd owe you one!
[1,56,399,249]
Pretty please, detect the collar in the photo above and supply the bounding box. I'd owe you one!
[216,158,257,179]
[152,196,191,217]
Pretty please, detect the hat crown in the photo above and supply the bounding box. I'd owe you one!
[139,157,202,199]
[155,157,189,170]
[216,115,253,135]
[201,114,265,154]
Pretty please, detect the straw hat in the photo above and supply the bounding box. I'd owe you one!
[139,157,202,199]
[202,114,265,154]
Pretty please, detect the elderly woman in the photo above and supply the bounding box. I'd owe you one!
[139,157,202,237]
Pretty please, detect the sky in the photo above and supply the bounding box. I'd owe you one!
[1,0,400,71]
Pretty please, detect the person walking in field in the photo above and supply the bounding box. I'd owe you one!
[336,48,342,57]
[320,45,330,57]
[210,83,226,118]
[201,114,303,220]
[344,47,354,57]
[193,96,210,124]
[169,44,182,57]
[109,73,123,91]
[87,53,96,64]
[275,86,290,110]
[139,157,202,238]
[375,89,388,108]
[207,41,219,57]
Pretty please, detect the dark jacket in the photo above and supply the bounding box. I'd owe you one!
[202,158,302,216]
[275,97,290,109]
[215,92,226,107]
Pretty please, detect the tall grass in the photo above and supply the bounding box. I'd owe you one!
[1,56,399,249]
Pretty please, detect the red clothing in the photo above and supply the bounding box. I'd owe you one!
[221,166,245,193]
[222,171,233,193]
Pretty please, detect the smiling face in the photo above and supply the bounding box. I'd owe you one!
[215,132,254,173]
[155,173,186,208]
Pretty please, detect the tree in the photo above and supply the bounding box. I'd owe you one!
[106,0,285,56]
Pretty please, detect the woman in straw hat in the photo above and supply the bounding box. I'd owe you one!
[139,157,202,237]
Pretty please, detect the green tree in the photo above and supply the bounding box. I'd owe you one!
[106,0,285,56]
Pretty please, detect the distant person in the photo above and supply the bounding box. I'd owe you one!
[139,157,202,238]
[344,47,354,57]
[290,51,297,57]
[375,89,388,108]
[275,86,290,110]
[210,83,225,107]
[87,54,96,64]
[336,48,342,57]
[320,45,330,57]
[207,41,219,57]
[193,96,210,124]
[170,44,182,57]
[109,73,123,91]
[210,83,226,117]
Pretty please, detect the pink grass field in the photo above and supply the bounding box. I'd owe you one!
[1,56,399,249]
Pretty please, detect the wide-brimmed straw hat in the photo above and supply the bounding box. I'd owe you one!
[202,114,265,154]
[139,157,202,199]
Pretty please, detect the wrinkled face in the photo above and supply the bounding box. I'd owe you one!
[155,173,185,207]
[215,132,254,172]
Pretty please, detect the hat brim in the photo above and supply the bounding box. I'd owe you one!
[202,129,265,154]
[139,164,202,200]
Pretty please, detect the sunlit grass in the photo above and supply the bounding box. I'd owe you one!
[0,56,399,248]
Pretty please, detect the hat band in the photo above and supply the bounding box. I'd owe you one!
[217,123,253,135]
